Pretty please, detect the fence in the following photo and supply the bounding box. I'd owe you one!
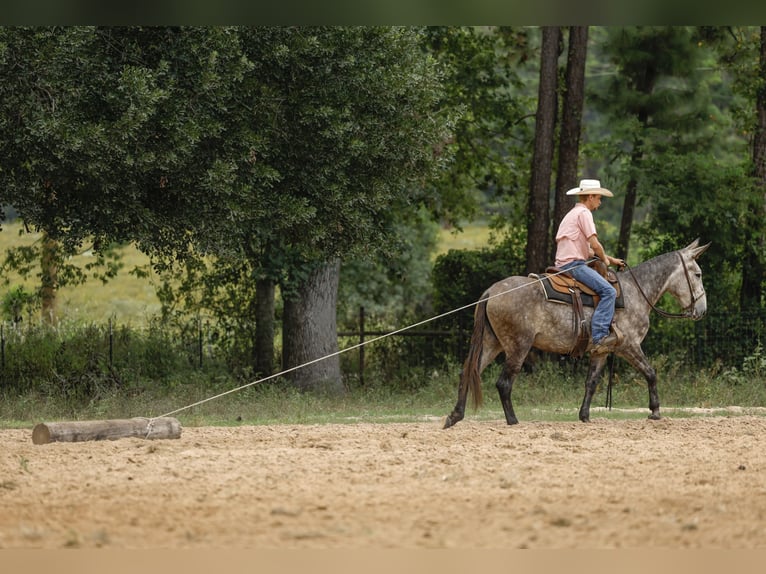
[0,306,763,390]
[337,307,766,381]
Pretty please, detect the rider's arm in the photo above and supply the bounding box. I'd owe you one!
[588,235,625,268]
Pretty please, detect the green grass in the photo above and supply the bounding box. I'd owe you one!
[2,357,764,429]
[435,222,493,258]
[0,221,162,323]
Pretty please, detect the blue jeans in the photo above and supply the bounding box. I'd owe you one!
[560,260,616,343]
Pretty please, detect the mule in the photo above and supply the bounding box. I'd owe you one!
[443,239,710,428]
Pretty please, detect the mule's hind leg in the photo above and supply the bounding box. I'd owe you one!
[444,367,472,429]
[444,339,502,429]
[579,354,609,422]
[495,360,523,425]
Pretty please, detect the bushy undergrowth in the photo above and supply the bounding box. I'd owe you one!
[1,321,765,428]
[0,320,228,403]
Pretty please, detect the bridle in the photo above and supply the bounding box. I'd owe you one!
[624,251,705,320]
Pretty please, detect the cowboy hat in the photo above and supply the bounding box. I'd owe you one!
[566,179,614,197]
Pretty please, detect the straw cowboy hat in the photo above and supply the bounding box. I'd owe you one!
[565,179,614,197]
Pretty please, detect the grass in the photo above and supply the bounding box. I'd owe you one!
[434,222,493,258]
[2,357,765,429]
[0,221,162,324]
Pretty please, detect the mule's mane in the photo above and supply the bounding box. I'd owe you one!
[625,249,682,304]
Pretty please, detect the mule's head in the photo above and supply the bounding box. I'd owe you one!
[675,239,710,320]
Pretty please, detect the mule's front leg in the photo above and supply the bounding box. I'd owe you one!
[646,366,660,420]
[579,355,608,422]
[621,348,660,420]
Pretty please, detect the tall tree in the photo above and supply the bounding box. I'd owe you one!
[258,27,453,392]
[591,27,711,261]
[165,27,454,393]
[740,26,766,308]
[526,26,560,274]
[552,26,589,261]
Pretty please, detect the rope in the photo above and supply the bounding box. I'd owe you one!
[149,268,575,422]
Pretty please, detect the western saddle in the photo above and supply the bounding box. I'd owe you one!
[530,259,623,358]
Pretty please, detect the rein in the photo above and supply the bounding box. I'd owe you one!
[623,251,701,320]
[605,251,700,411]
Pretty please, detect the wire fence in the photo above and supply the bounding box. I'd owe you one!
[337,307,766,378]
[0,307,763,391]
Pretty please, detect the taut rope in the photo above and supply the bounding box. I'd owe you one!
[150,267,576,422]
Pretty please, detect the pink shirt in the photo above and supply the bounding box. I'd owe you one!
[555,203,597,266]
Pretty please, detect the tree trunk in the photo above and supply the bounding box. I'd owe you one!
[254,278,275,377]
[740,26,766,308]
[282,259,343,395]
[617,114,647,262]
[552,26,588,262]
[40,232,59,324]
[526,26,560,274]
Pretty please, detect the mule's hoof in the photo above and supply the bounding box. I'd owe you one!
[648,413,662,420]
[443,415,459,429]
[579,416,591,423]
[506,418,519,426]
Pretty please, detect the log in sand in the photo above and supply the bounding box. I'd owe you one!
[32,417,182,445]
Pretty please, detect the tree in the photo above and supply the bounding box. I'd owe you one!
[641,25,765,310]
[525,26,560,274]
[590,27,715,261]
[740,26,766,308]
[247,27,454,393]
[0,27,274,315]
[151,28,456,391]
[551,26,588,261]
[421,27,534,225]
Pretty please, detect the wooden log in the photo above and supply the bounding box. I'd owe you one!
[32,417,182,445]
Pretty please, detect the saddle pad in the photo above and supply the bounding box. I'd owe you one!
[537,273,624,309]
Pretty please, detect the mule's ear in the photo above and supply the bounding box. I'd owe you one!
[690,241,711,260]
[685,238,700,250]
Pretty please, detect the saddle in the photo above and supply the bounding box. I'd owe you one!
[529,260,624,358]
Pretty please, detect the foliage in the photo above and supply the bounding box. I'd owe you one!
[421,26,536,228]
[0,237,125,295]
[633,153,753,310]
[430,229,526,354]
[432,228,526,309]
[1,286,38,323]
[230,27,456,281]
[585,27,729,256]
[0,319,227,401]
[337,207,440,329]
[3,343,766,427]
[1,26,765,401]
[0,27,272,259]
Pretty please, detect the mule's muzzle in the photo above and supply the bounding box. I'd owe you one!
[691,297,707,320]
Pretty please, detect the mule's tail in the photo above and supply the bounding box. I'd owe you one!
[464,292,493,409]
[444,291,496,429]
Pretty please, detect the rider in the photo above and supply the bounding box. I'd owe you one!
[554,179,625,353]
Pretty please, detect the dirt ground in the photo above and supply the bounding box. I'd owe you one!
[2,412,766,550]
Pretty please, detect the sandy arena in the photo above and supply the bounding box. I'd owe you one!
[2,413,766,549]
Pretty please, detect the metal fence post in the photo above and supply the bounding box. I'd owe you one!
[108,317,114,367]
[359,306,365,385]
